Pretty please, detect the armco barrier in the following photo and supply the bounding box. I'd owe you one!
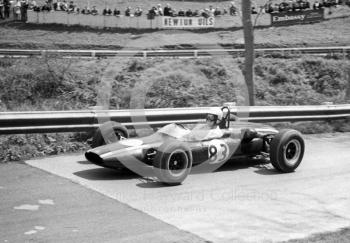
[0,105,349,135]
[1,46,349,58]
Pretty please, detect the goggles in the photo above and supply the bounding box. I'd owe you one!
[206,114,216,122]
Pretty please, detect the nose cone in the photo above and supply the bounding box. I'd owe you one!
[85,138,145,167]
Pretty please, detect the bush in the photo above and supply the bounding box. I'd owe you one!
[254,57,350,105]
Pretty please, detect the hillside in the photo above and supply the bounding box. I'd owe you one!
[1,56,349,111]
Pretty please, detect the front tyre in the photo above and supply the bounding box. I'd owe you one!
[270,129,305,173]
[153,142,192,186]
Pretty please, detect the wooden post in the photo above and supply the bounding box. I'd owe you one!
[241,0,255,106]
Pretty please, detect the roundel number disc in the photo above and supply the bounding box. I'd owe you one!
[208,139,230,164]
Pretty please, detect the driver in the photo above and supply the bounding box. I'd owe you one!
[204,110,224,139]
[189,109,224,140]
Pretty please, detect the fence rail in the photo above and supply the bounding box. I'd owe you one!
[0,105,349,135]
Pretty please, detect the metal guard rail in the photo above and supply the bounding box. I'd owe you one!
[0,46,349,58]
[0,104,349,134]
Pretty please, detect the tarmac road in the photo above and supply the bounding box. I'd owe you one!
[15,133,350,242]
[0,162,205,243]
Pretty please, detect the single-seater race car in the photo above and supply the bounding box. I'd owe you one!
[85,107,305,185]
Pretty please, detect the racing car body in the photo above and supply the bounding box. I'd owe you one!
[85,108,305,185]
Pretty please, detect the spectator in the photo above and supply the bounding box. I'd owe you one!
[171,7,177,16]
[81,6,90,14]
[251,6,258,14]
[313,0,323,9]
[272,3,278,12]
[185,8,192,17]
[163,3,172,16]
[47,0,52,9]
[134,6,142,16]
[4,0,10,18]
[260,5,266,13]
[113,8,120,16]
[201,8,210,18]
[155,4,162,16]
[208,5,215,15]
[147,7,156,19]
[28,0,36,9]
[287,0,294,10]
[56,0,62,10]
[229,1,237,15]
[67,0,74,12]
[304,0,311,9]
[14,0,21,19]
[55,0,61,10]
[125,6,131,16]
[323,0,331,7]
[0,0,4,19]
[41,0,51,11]
[214,7,221,16]
[20,0,28,21]
[279,1,289,11]
[60,0,68,11]
[178,8,185,16]
[292,0,299,10]
[103,7,112,15]
[90,5,98,15]
[192,9,200,17]
[52,0,57,10]
[265,2,274,13]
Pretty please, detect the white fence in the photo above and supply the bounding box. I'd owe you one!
[26,10,271,29]
[25,6,350,29]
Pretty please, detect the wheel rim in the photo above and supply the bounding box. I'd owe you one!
[283,139,302,167]
[115,130,126,140]
[166,149,188,177]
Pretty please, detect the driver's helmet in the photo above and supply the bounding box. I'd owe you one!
[206,109,223,125]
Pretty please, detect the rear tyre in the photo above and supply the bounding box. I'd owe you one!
[270,129,305,173]
[91,121,129,148]
[153,141,192,186]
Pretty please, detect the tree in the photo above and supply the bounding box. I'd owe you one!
[241,0,255,106]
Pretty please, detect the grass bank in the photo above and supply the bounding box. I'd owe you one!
[0,56,349,162]
[0,11,349,50]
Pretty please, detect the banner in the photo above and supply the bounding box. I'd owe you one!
[270,9,324,27]
[161,16,215,29]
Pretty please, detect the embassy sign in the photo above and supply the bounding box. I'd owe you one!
[270,9,324,27]
[162,16,215,29]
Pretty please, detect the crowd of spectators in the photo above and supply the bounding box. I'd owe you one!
[265,0,350,13]
[0,0,29,21]
[22,0,233,18]
[1,0,350,21]
[146,3,228,18]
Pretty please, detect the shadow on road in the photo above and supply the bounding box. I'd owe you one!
[253,164,281,175]
[73,167,140,180]
[77,160,92,165]
[214,157,268,173]
[73,157,280,186]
